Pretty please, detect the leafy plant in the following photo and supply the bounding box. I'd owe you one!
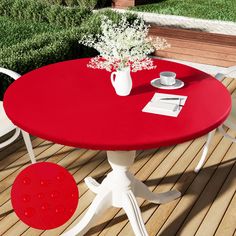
[0,26,98,100]
[40,0,110,8]
[0,0,91,27]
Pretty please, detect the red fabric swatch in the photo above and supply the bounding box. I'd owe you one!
[11,162,79,230]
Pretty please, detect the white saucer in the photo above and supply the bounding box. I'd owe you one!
[151,78,184,90]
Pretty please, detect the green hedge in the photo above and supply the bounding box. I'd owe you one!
[0,6,136,100]
[0,0,91,28]
[0,27,98,73]
[79,10,138,35]
[0,9,134,73]
[0,16,61,48]
[0,26,98,99]
[40,0,110,8]
[0,0,92,99]
[0,10,123,72]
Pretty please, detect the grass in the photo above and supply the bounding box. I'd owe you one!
[131,0,236,22]
[0,16,61,48]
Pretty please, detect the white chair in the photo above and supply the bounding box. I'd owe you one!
[0,68,36,164]
[195,66,236,172]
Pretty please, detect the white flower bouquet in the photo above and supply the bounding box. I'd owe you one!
[79,14,170,72]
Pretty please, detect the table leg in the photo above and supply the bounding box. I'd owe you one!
[122,190,148,236]
[133,179,181,204]
[195,129,216,173]
[62,188,112,236]
[62,150,181,236]
[84,177,101,194]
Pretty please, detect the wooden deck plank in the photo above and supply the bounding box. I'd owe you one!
[0,143,64,195]
[120,127,229,235]
[163,46,236,62]
[117,136,212,236]
[159,37,236,55]
[149,27,236,46]
[155,51,236,67]
[195,153,236,235]
[174,140,236,236]
[151,131,235,236]
[0,135,234,235]
[0,137,44,173]
[0,136,36,162]
[214,192,236,236]
[130,128,229,236]
[149,26,236,66]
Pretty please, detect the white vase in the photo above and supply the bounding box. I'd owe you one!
[110,67,132,96]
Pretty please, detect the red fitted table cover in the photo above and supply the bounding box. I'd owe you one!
[11,162,79,229]
[4,58,231,150]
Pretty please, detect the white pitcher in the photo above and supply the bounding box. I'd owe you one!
[110,67,132,96]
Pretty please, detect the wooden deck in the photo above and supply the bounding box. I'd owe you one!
[149,26,236,67]
[0,77,236,236]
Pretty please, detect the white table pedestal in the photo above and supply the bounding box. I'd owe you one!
[62,151,181,236]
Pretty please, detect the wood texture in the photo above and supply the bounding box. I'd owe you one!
[0,77,235,236]
[149,26,236,67]
[112,0,154,8]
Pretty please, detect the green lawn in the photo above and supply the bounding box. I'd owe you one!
[131,0,236,22]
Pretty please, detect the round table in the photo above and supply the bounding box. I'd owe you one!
[4,58,231,236]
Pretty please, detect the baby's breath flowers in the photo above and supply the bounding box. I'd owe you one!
[79,14,170,72]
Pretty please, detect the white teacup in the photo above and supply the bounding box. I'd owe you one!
[160,71,176,86]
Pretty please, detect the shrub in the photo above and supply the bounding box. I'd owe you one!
[0,0,93,99]
[0,4,136,99]
[40,0,110,8]
[0,16,60,48]
[0,27,98,100]
[0,0,91,28]
[79,9,138,35]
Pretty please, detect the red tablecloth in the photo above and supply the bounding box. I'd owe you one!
[4,58,231,150]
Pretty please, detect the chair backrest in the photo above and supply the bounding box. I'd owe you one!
[0,68,21,135]
[0,68,21,80]
[215,65,236,81]
[216,66,236,141]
